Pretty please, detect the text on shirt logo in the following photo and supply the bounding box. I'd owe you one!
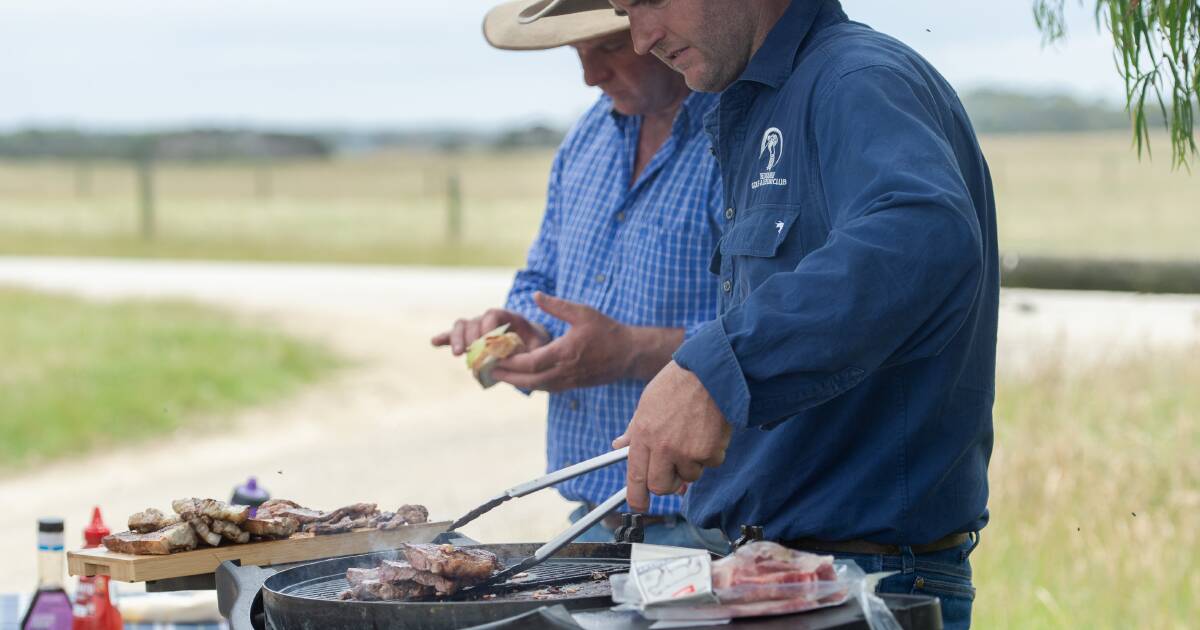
[775,220,785,234]
[753,127,788,190]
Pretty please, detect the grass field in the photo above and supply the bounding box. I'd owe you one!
[977,348,1199,628]
[0,132,1196,266]
[0,288,338,471]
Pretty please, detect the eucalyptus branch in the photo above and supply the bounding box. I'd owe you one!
[1033,0,1199,169]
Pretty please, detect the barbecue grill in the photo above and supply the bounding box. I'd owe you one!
[202,533,942,630]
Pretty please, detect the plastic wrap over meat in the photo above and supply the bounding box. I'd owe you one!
[612,541,858,622]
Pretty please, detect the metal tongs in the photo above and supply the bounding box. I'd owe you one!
[449,447,631,593]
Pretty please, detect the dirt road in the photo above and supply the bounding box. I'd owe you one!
[1,256,1198,593]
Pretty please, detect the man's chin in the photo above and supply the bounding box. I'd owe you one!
[682,67,727,94]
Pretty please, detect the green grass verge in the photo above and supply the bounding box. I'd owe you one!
[978,350,1199,628]
[0,288,339,470]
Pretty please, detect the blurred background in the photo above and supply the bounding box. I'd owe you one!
[0,1,1197,628]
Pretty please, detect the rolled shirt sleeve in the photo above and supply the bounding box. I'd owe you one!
[676,65,985,429]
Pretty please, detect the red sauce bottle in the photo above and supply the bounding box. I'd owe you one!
[71,508,122,630]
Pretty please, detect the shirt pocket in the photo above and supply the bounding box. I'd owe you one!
[713,204,804,300]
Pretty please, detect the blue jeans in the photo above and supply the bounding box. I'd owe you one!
[823,533,979,630]
[568,504,732,556]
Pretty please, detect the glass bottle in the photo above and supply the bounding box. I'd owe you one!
[21,518,74,630]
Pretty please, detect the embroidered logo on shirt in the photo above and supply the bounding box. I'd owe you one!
[775,220,785,234]
[752,127,788,190]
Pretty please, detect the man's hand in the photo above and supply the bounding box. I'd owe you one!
[431,308,550,356]
[613,361,732,512]
[489,292,683,393]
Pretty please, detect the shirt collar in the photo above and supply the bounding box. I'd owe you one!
[737,0,848,89]
[609,90,718,139]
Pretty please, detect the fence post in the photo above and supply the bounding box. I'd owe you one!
[136,157,156,240]
[446,170,462,243]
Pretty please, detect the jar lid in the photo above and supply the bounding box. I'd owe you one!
[38,518,65,533]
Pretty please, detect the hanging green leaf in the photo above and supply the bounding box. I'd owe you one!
[1033,0,1199,169]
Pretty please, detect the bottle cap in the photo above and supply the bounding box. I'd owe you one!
[84,507,111,547]
[38,518,64,534]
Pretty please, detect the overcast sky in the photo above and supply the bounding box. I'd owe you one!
[0,0,1121,130]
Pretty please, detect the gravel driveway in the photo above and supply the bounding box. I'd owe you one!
[1,256,1198,592]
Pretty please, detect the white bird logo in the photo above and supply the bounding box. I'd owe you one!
[775,220,785,234]
[760,127,784,172]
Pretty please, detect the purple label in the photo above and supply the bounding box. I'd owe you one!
[22,590,73,630]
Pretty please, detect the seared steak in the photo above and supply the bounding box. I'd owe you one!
[172,498,250,525]
[400,544,500,580]
[102,522,198,555]
[338,579,435,602]
[128,508,179,534]
[243,516,299,539]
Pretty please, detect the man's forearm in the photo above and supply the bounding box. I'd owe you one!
[626,326,686,382]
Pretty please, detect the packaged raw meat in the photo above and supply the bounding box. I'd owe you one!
[612,541,901,628]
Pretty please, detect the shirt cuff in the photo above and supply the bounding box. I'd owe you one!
[682,321,709,344]
[673,318,752,429]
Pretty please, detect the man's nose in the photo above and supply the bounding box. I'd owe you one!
[581,58,612,87]
[627,13,664,56]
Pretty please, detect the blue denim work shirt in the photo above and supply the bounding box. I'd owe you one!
[674,0,999,545]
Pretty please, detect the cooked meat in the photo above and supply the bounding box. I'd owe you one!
[374,505,428,531]
[172,498,250,525]
[256,498,301,517]
[279,507,326,524]
[128,508,179,534]
[314,503,378,525]
[338,579,435,602]
[243,516,299,539]
[377,560,472,595]
[187,517,224,547]
[102,522,198,555]
[401,544,500,580]
[306,515,371,535]
[210,519,251,544]
[345,567,380,588]
[395,504,429,525]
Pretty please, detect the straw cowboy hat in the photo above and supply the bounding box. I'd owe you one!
[483,0,628,50]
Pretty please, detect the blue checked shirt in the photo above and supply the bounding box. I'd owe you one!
[505,91,724,515]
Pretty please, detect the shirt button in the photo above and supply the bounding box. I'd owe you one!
[725,207,735,221]
[616,212,626,223]
[709,146,716,156]
[722,280,732,293]
[595,273,607,284]
[569,399,580,411]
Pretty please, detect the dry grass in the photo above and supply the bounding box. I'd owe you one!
[0,132,1196,266]
[978,348,1200,628]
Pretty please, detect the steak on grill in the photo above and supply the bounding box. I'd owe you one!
[401,543,500,580]
[339,546,501,601]
[338,579,436,601]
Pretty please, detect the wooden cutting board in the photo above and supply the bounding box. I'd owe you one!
[67,520,451,582]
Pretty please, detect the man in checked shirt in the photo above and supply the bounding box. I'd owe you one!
[432,0,728,553]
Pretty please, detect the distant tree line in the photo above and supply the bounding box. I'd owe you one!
[0,129,331,161]
[0,89,1160,160]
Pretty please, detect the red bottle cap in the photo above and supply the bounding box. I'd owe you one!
[83,507,110,548]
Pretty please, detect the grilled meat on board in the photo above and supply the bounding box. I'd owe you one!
[128,508,180,534]
[103,498,430,555]
[102,522,198,555]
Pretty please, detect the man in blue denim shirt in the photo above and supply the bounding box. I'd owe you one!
[600,0,998,627]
